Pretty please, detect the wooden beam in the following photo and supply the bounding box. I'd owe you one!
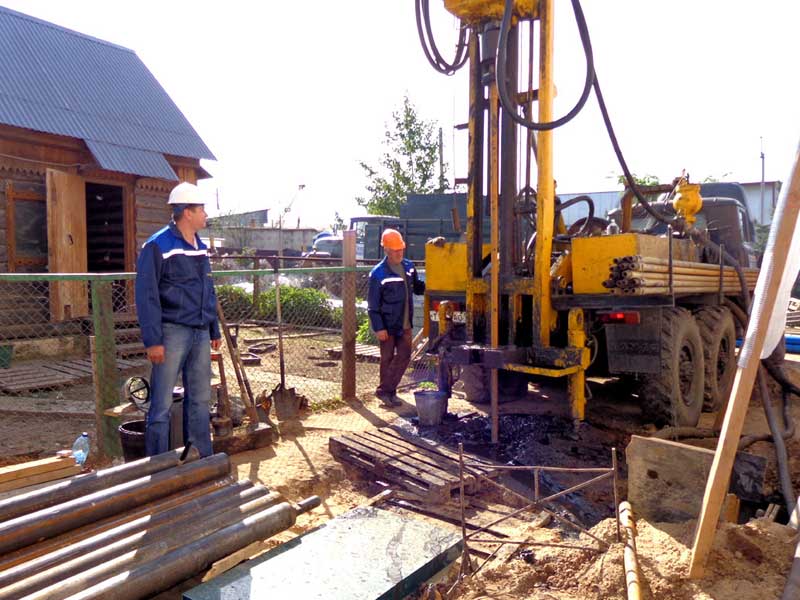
[341,230,356,400]
[690,142,800,578]
[0,456,74,484]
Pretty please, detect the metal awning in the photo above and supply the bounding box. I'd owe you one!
[85,139,178,181]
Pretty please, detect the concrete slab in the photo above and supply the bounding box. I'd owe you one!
[184,506,462,600]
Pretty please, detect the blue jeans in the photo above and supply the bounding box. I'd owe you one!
[146,323,213,457]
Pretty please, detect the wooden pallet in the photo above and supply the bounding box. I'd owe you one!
[326,342,429,364]
[329,425,501,503]
[0,357,147,393]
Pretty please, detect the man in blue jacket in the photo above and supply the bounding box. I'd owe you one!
[367,229,425,406]
[135,182,221,457]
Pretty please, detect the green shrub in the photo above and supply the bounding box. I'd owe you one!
[256,286,341,328]
[356,318,377,344]
[216,285,255,320]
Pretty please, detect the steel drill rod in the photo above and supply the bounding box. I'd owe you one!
[0,453,230,556]
[619,501,642,600]
[616,264,758,277]
[620,271,757,282]
[9,490,283,600]
[614,255,749,269]
[0,447,200,524]
[0,481,266,591]
[0,476,234,573]
[53,497,321,600]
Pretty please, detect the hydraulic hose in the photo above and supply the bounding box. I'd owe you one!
[758,366,797,513]
[496,0,594,131]
[416,0,468,75]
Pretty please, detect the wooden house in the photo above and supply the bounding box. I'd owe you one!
[0,6,214,328]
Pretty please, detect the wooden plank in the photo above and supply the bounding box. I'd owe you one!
[360,430,479,492]
[0,464,82,494]
[348,432,463,486]
[0,456,74,484]
[380,426,500,479]
[331,435,455,488]
[329,437,450,502]
[690,150,800,578]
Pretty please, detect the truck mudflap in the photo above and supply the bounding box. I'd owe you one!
[604,307,662,374]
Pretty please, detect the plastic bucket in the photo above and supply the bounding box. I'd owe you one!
[118,420,147,462]
[414,390,448,427]
[0,345,12,369]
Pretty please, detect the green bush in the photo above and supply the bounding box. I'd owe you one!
[216,285,255,320]
[257,286,341,328]
[356,318,377,344]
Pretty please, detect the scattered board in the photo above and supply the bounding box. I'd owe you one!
[329,425,502,503]
[0,357,147,393]
[0,456,82,494]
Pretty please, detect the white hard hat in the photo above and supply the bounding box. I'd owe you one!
[168,182,206,205]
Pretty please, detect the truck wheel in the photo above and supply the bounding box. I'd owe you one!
[457,365,527,404]
[694,306,736,412]
[640,308,704,427]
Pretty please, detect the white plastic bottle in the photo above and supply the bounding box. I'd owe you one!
[72,432,90,467]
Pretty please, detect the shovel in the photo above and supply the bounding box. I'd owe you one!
[267,269,301,420]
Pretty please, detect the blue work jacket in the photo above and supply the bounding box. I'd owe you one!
[135,222,221,348]
[367,257,425,336]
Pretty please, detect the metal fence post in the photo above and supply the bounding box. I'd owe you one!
[90,280,122,459]
[253,257,260,305]
[342,230,356,400]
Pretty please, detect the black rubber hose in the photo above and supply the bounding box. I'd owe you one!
[496,0,594,131]
[416,0,468,75]
[758,366,796,513]
[555,195,595,237]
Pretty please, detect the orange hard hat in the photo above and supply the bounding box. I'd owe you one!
[381,228,406,250]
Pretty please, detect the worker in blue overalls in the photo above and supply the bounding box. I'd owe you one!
[135,182,221,457]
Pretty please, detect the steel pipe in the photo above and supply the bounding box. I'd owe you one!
[9,489,283,600]
[0,447,199,523]
[0,482,267,592]
[619,501,642,600]
[0,453,230,555]
[49,496,321,600]
[0,476,233,573]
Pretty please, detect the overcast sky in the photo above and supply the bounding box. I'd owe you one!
[3,1,799,229]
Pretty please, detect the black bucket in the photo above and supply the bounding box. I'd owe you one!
[118,420,146,462]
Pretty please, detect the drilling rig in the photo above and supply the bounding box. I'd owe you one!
[417,0,758,438]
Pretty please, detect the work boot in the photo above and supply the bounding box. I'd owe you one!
[376,392,397,407]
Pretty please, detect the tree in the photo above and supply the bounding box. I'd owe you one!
[616,173,661,187]
[331,211,345,234]
[356,96,446,216]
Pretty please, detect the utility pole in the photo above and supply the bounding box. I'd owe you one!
[438,127,445,193]
[761,137,766,223]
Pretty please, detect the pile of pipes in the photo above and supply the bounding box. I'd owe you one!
[604,255,759,295]
[0,448,319,600]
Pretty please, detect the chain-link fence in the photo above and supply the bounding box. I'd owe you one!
[0,261,434,458]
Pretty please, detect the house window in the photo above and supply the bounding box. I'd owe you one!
[5,182,47,272]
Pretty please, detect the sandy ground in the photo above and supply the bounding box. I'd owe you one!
[2,360,799,599]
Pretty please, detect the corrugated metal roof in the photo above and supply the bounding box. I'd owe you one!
[0,6,214,179]
[85,139,177,181]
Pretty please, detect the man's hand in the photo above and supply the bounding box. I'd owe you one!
[376,330,389,342]
[146,345,165,364]
[211,338,222,351]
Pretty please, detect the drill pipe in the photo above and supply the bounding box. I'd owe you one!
[0,481,265,590]
[0,447,200,523]
[0,453,230,555]
[5,489,283,600]
[33,497,321,600]
[0,476,234,573]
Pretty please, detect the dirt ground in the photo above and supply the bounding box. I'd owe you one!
[1,359,798,598]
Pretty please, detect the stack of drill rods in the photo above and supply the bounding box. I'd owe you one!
[0,447,201,524]
[0,483,281,599]
[606,256,759,295]
[56,497,320,600]
[0,449,321,600]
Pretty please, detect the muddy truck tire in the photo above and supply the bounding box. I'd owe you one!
[640,307,704,427]
[457,364,527,404]
[694,306,736,412]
